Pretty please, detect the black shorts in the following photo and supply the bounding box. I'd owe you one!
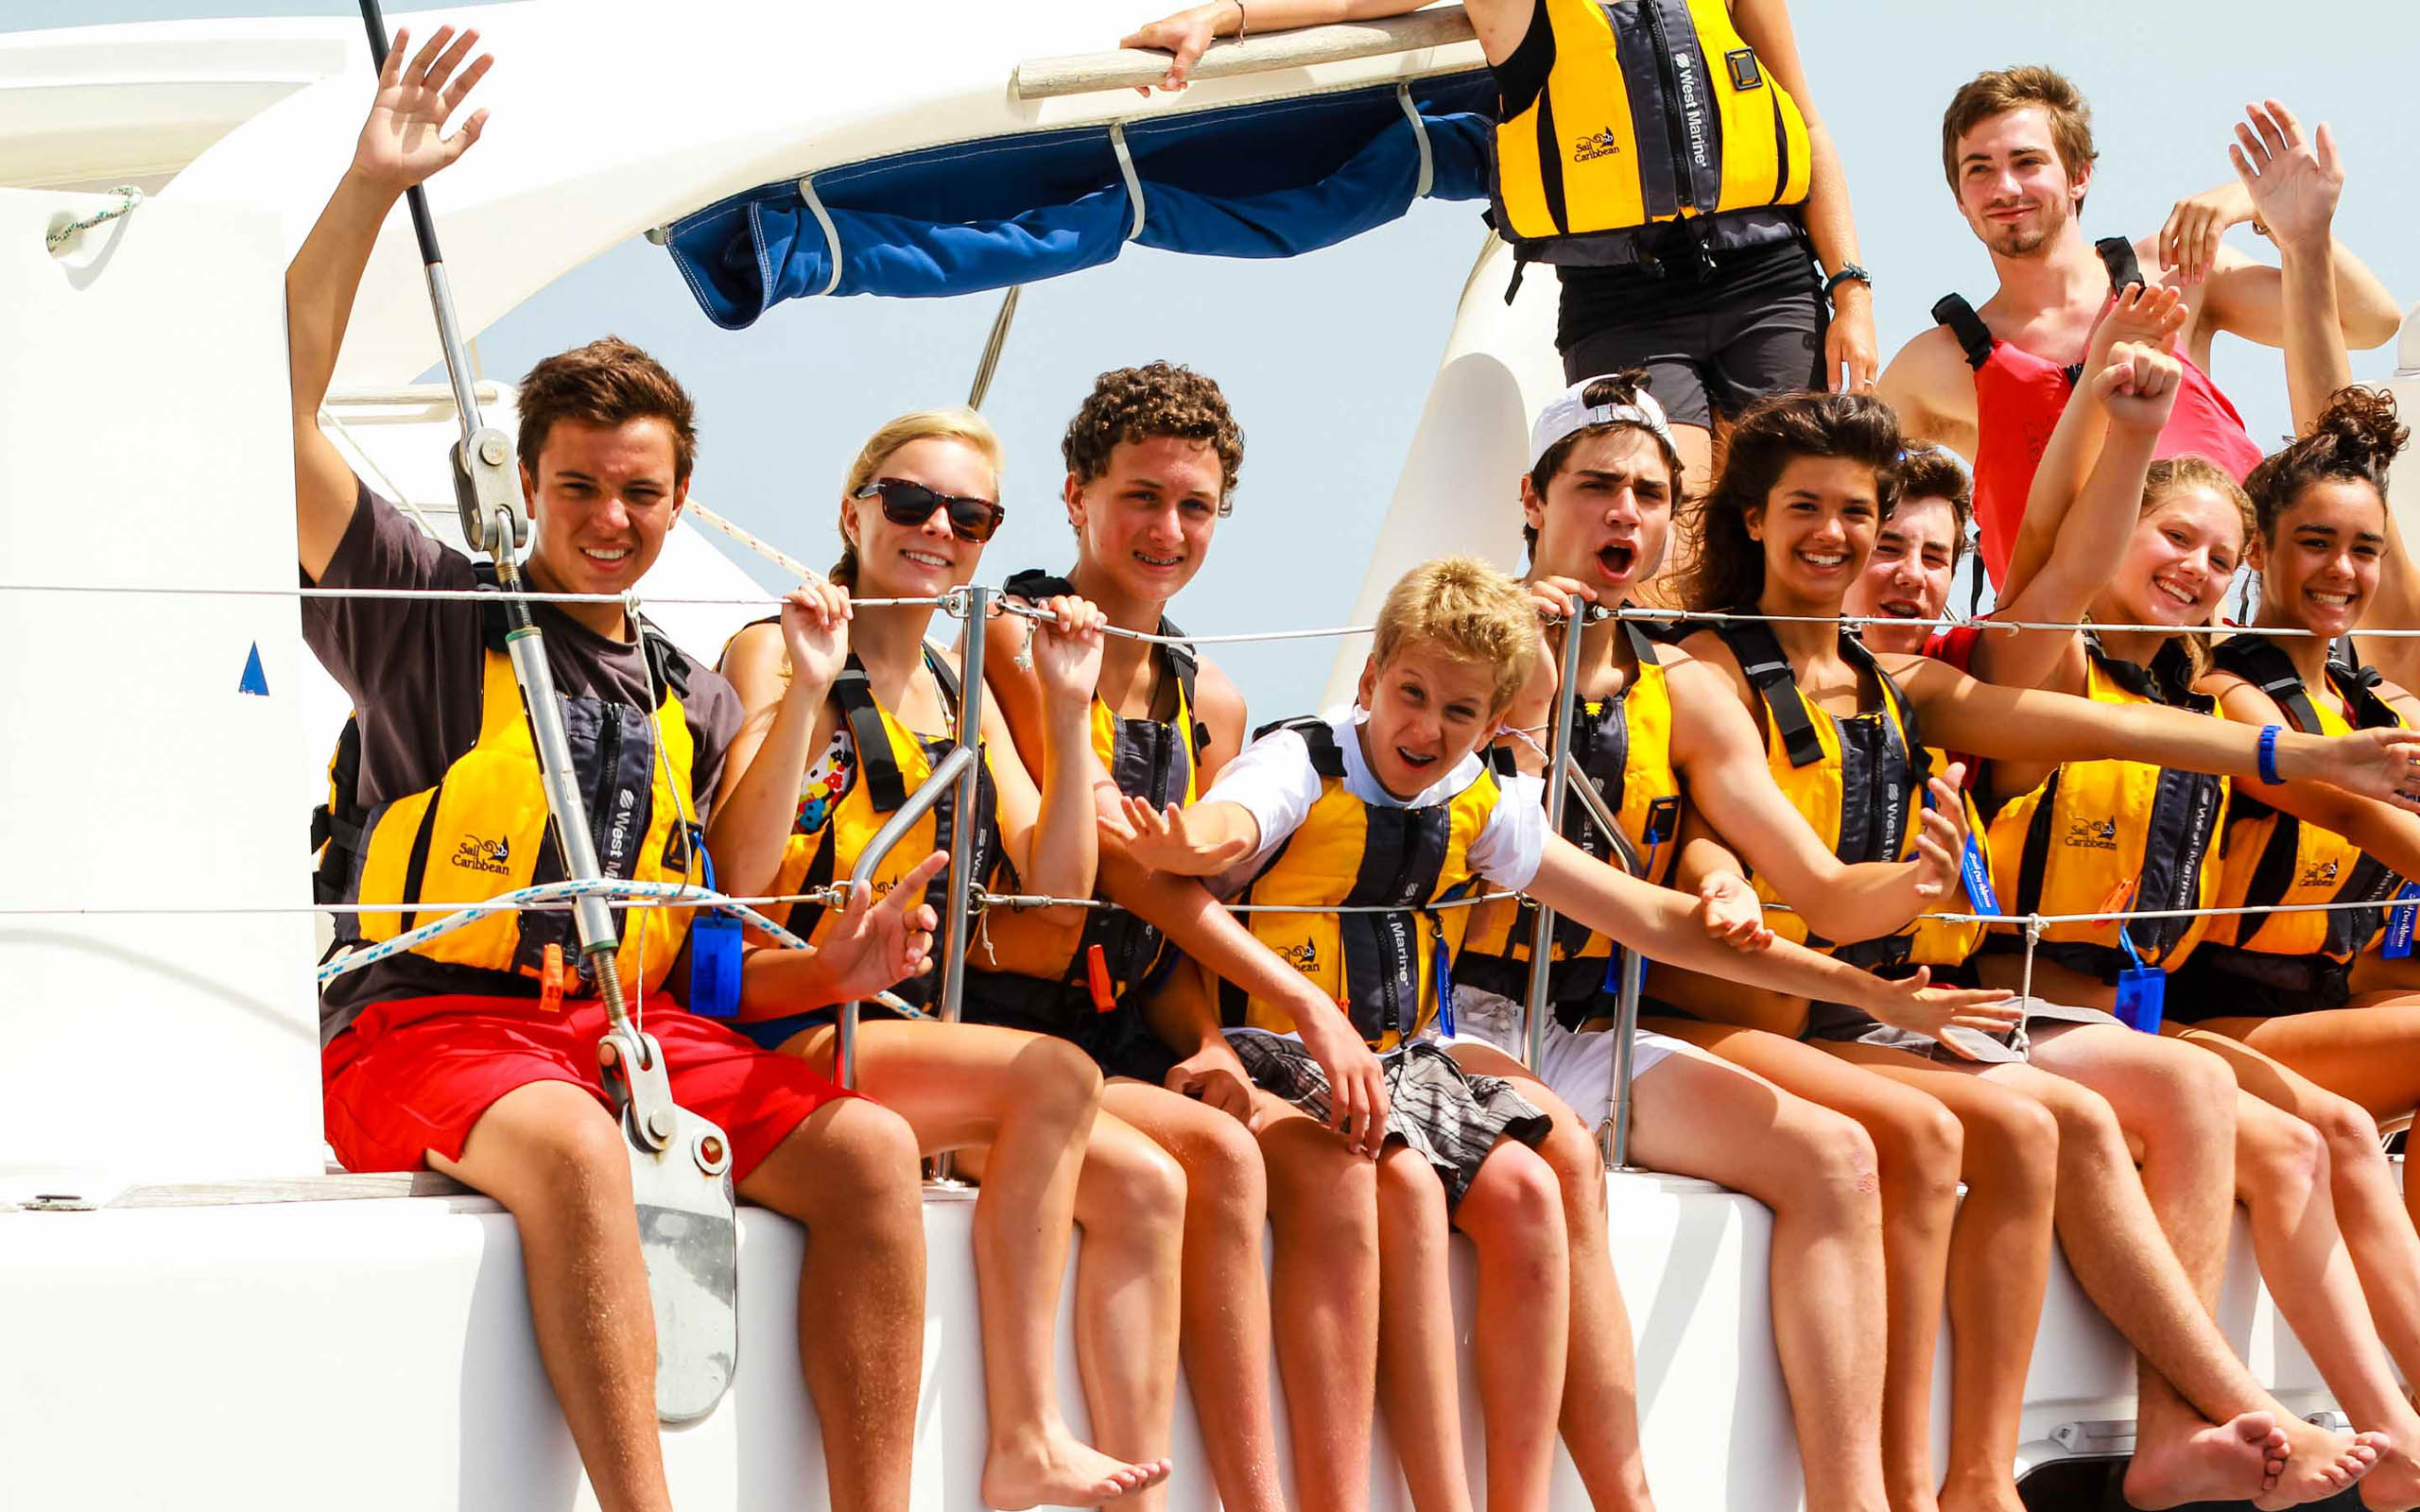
[959,970,1183,1087]
[1556,236,1827,431]
[2167,945,2353,1023]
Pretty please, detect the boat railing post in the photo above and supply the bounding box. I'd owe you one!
[925,583,994,1186]
[834,744,978,1091]
[1600,947,1647,1171]
[1522,594,1588,1074]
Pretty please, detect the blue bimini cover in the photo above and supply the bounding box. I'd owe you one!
[664,71,1495,329]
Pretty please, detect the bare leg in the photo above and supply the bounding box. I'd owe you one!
[783,1021,1168,1508]
[2169,1034,2420,1509]
[429,1082,674,1512]
[1655,1020,1962,1512]
[966,1109,1186,1512]
[1624,1034,1893,1512]
[1445,1040,1655,1512]
[1375,1144,1475,1512]
[2027,1023,2380,1507]
[2210,1008,2420,1382]
[1258,1091,1380,1512]
[1455,1139,1572,1512]
[1102,1079,1288,1512]
[1817,1043,2063,1512]
[735,1096,930,1512]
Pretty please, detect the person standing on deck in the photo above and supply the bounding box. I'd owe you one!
[1876,72,2400,588]
[1119,0,1878,519]
[292,31,945,1512]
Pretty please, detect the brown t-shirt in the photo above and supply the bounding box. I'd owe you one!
[303,482,742,1040]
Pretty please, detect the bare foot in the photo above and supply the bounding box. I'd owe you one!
[2361,1439,2420,1512]
[2255,1420,2387,1510]
[2123,1411,2288,1509]
[980,1429,1173,1511]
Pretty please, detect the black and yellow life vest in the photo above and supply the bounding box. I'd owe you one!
[1986,638,2227,978]
[1716,617,1987,969]
[1457,622,1682,1019]
[977,569,1212,1024]
[2202,635,2405,961]
[310,568,704,998]
[1220,717,1516,1052]
[753,644,1001,1012]
[1489,0,1812,270]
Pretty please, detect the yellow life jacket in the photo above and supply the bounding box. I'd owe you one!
[312,574,703,998]
[753,644,1000,1013]
[1220,716,1516,1052]
[972,585,1210,1024]
[2202,635,2405,961]
[1986,638,2227,978]
[1489,0,1812,269]
[1715,617,1988,968]
[1457,621,1683,1017]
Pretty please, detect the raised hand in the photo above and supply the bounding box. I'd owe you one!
[2086,283,2188,369]
[2094,340,2187,435]
[812,851,947,1002]
[1118,797,1254,875]
[1121,6,1222,94]
[2298,728,2420,815]
[1694,873,1772,951]
[2230,98,2342,254]
[1860,969,2025,1055]
[778,575,853,696]
[1028,594,1110,708]
[354,26,493,193]
[1528,575,1598,623]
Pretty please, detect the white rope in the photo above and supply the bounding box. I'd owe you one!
[318,405,443,541]
[683,501,823,580]
[796,175,845,297]
[315,879,809,986]
[1110,122,1148,241]
[0,581,946,610]
[47,185,142,254]
[1397,83,1434,200]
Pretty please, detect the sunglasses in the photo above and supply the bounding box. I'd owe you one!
[856,477,1006,543]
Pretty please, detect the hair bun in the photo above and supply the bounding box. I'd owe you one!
[2313,387,2409,476]
[1579,369,1654,409]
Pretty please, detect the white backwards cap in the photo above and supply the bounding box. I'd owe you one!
[1526,376,1677,472]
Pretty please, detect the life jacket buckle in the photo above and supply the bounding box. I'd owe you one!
[540,942,568,1013]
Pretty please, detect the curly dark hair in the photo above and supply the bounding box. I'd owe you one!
[518,336,697,482]
[1677,392,1906,613]
[1522,369,1686,558]
[2245,387,2408,541]
[1061,362,1244,514]
[1894,446,1974,566]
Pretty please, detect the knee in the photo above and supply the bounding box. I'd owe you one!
[2242,1106,2328,1196]
[1538,1114,1608,1224]
[2308,1094,2382,1164]
[1777,1110,1881,1223]
[1375,1146,1447,1218]
[1967,1091,2061,1191]
[1873,1100,1964,1199]
[2147,1046,2239,1143]
[1024,1036,1106,1122]
[1465,1146,1567,1248]
[1101,1138,1190,1242]
[1177,1114,1268,1224]
[515,1096,640,1209]
[1269,1141,1378,1260]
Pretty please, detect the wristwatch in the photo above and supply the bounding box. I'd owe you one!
[1822,263,1873,300]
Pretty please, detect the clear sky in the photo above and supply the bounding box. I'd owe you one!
[14,0,2417,714]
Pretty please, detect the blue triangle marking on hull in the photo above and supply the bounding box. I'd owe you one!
[238,643,269,696]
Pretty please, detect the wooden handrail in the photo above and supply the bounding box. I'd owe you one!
[1011,6,1478,100]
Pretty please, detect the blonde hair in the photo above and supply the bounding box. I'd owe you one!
[832,407,1005,587]
[1373,557,1541,713]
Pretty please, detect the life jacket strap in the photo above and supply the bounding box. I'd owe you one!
[2097,236,2147,293]
[1714,614,1826,769]
[1930,294,1995,372]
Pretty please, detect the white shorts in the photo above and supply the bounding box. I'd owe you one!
[1439,985,1680,1132]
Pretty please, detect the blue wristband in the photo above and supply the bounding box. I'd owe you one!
[2256,725,2284,786]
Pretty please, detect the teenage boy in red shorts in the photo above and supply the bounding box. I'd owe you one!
[291,29,937,1512]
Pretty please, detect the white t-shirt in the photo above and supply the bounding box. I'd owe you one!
[1201,707,1547,895]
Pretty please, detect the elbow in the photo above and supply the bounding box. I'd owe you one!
[2347,301,2404,352]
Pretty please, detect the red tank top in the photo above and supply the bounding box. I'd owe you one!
[1935,239,2265,588]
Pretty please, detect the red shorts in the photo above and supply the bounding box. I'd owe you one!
[322,994,854,1182]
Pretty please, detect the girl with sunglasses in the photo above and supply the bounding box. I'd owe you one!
[715,407,1179,1511]
[1660,371,2417,1508]
[974,364,1377,1512]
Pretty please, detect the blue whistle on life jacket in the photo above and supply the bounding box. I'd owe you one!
[1923,786,1998,917]
[2111,925,2165,1035]
[2385,884,2420,960]
[1433,927,1457,1040]
[686,837,743,1019]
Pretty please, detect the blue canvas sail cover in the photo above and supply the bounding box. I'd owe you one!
[665,72,1495,329]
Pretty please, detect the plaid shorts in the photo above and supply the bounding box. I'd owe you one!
[1227,1029,1551,1207]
